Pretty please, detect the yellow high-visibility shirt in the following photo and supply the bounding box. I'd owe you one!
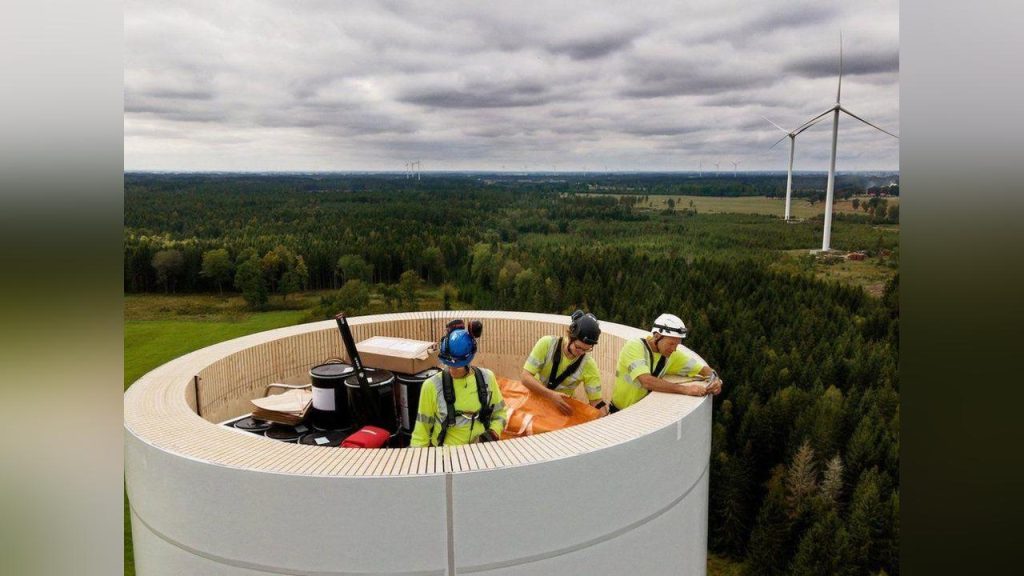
[612,337,707,410]
[522,335,602,402]
[410,367,508,447]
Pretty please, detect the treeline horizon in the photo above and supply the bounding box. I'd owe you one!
[125,174,899,575]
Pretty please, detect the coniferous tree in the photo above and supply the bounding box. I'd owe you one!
[746,466,792,576]
[789,509,854,576]
[848,467,890,574]
[819,455,845,509]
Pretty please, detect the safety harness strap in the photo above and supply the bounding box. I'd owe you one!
[643,338,667,378]
[546,337,586,390]
[436,367,492,446]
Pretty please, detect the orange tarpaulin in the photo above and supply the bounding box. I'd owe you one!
[498,377,601,439]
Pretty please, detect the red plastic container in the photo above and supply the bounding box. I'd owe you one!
[340,425,391,448]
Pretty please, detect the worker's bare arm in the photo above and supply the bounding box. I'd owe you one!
[637,373,707,396]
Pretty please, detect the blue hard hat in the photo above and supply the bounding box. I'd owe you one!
[439,328,476,367]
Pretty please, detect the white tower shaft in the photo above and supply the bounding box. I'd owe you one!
[785,137,795,221]
[822,108,840,251]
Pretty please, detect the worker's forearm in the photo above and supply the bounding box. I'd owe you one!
[519,370,553,396]
[639,374,703,396]
[410,421,430,447]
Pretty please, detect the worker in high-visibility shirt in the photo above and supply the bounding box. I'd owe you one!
[520,310,608,416]
[611,313,723,412]
[410,324,507,447]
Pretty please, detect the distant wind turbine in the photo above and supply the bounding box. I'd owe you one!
[699,160,703,177]
[713,162,720,177]
[792,33,899,251]
[763,115,827,221]
[731,161,740,177]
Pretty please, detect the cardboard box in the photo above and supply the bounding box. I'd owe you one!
[350,336,439,375]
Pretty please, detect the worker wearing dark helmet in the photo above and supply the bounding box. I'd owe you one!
[520,310,607,416]
[410,323,507,447]
[611,313,724,412]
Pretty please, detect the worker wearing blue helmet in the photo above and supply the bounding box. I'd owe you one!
[410,320,508,447]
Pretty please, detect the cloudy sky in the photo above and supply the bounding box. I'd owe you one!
[124,0,899,172]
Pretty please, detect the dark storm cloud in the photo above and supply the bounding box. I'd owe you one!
[785,50,899,78]
[620,123,703,137]
[259,107,417,136]
[622,68,774,98]
[142,88,215,101]
[123,97,227,123]
[740,4,838,35]
[546,32,637,60]
[399,81,554,109]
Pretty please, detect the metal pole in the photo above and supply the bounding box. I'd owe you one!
[193,375,202,418]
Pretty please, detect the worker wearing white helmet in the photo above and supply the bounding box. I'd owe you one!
[611,313,723,411]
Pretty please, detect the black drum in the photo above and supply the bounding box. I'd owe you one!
[344,368,397,433]
[309,362,354,431]
[232,416,271,433]
[265,423,310,443]
[394,368,440,434]
[298,428,352,447]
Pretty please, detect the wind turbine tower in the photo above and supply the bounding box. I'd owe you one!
[793,33,899,251]
[699,160,703,177]
[731,161,740,177]
[763,115,827,221]
[713,162,720,177]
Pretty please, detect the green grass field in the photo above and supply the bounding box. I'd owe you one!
[586,193,898,219]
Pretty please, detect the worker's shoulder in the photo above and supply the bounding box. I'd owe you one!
[474,365,497,379]
[533,334,557,349]
[422,371,443,390]
[619,337,645,355]
[670,344,698,359]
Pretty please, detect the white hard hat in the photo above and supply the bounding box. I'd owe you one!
[652,313,688,338]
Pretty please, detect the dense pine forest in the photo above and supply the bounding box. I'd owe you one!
[125,173,898,575]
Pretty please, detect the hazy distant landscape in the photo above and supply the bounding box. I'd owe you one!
[125,172,898,576]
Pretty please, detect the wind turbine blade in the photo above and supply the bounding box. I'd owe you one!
[837,31,843,103]
[762,116,788,134]
[840,106,899,138]
[769,133,789,150]
[793,107,835,134]
[793,113,829,136]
